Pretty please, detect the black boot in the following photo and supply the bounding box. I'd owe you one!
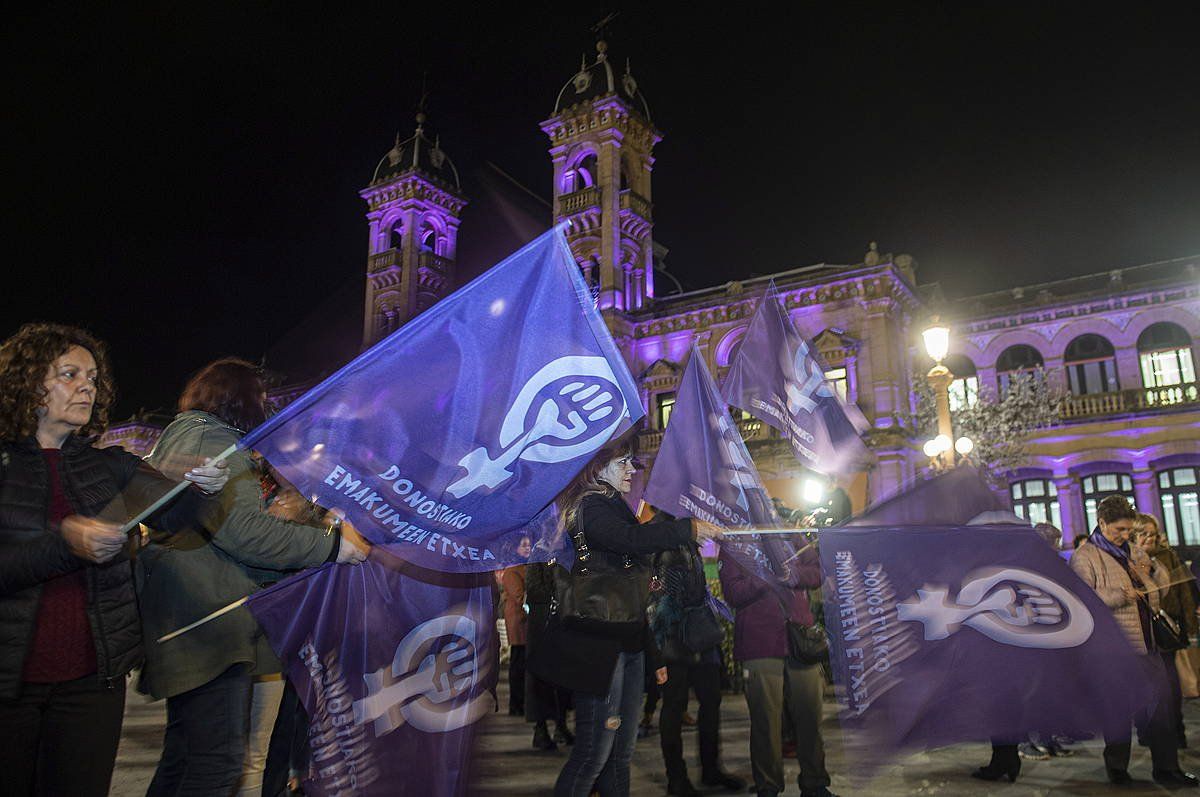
[532,721,557,752]
[1153,769,1200,789]
[971,744,1020,783]
[553,723,574,745]
[701,770,746,791]
[666,777,700,797]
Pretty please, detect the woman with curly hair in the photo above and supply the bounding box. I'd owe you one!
[138,357,370,796]
[0,322,229,797]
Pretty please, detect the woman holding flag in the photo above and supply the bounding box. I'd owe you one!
[0,323,230,797]
[137,357,370,796]
[532,440,722,797]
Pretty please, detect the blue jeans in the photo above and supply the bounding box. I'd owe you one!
[555,651,644,797]
[147,663,253,796]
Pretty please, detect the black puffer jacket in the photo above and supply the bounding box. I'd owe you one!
[0,435,208,699]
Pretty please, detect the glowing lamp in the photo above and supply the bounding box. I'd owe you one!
[955,436,974,455]
[923,323,950,363]
[802,478,824,505]
[922,439,940,458]
[933,434,952,453]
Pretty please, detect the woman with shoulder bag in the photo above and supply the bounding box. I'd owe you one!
[651,530,744,796]
[529,440,722,797]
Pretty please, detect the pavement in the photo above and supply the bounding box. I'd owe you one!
[110,681,1200,796]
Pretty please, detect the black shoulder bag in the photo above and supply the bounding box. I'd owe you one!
[779,593,829,666]
[552,509,651,637]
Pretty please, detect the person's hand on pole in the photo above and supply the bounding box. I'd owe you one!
[183,457,230,495]
[336,519,371,565]
[60,515,126,563]
[693,518,724,542]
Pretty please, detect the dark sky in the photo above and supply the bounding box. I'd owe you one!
[6,4,1199,418]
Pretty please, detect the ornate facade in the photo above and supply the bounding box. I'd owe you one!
[100,38,1200,549]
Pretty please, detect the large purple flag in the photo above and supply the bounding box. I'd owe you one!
[246,549,496,797]
[721,281,866,474]
[242,227,642,572]
[821,525,1151,751]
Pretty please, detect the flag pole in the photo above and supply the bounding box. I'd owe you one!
[119,442,240,534]
[157,596,248,643]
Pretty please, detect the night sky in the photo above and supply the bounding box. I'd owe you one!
[6,4,1199,419]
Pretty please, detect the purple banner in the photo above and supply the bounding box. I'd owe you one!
[246,550,496,797]
[821,525,1150,750]
[241,227,642,572]
[721,281,866,475]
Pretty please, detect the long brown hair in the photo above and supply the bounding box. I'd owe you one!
[557,438,635,531]
[179,357,268,433]
[0,323,115,442]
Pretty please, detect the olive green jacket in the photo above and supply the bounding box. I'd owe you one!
[136,410,336,699]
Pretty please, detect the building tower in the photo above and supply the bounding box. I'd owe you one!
[360,110,467,346]
[541,39,662,316]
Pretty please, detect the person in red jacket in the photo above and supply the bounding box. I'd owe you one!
[719,540,836,797]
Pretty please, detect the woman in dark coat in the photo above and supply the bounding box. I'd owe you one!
[529,440,722,797]
[0,323,229,796]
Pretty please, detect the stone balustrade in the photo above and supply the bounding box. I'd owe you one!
[1061,381,1200,419]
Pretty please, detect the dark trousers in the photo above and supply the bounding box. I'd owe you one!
[526,666,570,726]
[555,651,644,797]
[1104,653,1179,774]
[263,678,309,797]
[1162,650,1186,742]
[508,644,526,712]
[0,675,126,797]
[147,663,253,797]
[660,660,722,784]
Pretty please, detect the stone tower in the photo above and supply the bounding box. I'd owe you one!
[541,39,661,317]
[360,111,467,346]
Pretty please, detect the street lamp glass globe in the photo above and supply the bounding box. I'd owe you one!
[922,324,950,363]
[922,440,940,458]
[933,434,952,453]
[955,436,974,455]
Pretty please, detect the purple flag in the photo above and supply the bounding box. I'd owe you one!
[821,525,1151,751]
[847,465,1008,527]
[721,281,866,474]
[644,346,776,530]
[246,549,497,797]
[242,227,642,572]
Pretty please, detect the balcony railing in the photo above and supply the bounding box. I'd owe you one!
[368,249,399,273]
[1061,381,1200,420]
[560,187,601,215]
[638,418,772,455]
[418,251,453,272]
[619,189,652,221]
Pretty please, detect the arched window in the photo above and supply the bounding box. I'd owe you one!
[1159,467,1200,546]
[562,154,597,193]
[420,221,437,253]
[388,220,403,251]
[1010,478,1061,527]
[1064,334,1118,395]
[944,354,978,411]
[996,344,1044,394]
[1081,472,1135,531]
[1138,322,1195,389]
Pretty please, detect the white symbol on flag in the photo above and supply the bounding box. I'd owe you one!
[353,612,491,736]
[897,567,1094,649]
[447,355,628,498]
[784,341,832,415]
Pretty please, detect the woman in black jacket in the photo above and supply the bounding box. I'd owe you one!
[0,323,228,797]
[532,441,721,797]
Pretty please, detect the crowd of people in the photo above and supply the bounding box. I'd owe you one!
[2,320,1199,797]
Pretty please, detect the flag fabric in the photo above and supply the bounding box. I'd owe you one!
[245,549,497,797]
[242,227,643,572]
[642,346,798,580]
[820,524,1153,752]
[721,281,866,475]
[846,464,1008,527]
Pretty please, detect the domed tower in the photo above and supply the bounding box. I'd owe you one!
[541,38,662,316]
[360,110,467,346]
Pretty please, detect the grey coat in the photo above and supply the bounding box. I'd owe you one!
[136,410,336,699]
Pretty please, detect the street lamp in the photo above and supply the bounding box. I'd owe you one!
[922,317,970,470]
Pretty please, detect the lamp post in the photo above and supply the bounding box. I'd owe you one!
[922,319,971,470]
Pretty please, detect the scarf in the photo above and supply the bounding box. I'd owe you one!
[1089,528,1155,651]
